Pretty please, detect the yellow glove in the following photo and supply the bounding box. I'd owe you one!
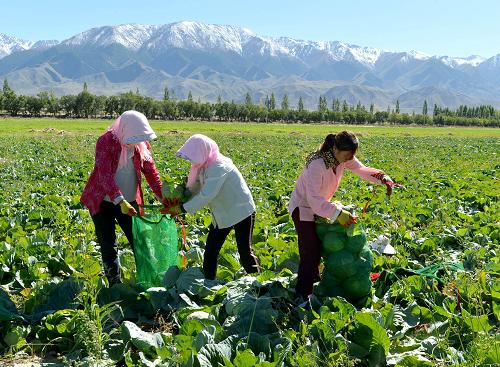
[336,210,357,227]
[119,200,137,216]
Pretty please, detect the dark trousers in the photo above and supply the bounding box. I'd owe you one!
[91,200,136,285]
[292,207,322,298]
[203,212,260,280]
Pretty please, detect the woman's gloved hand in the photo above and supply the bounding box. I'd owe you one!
[160,197,185,216]
[337,210,358,227]
[336,210,357,227]
[372,172,404,197]
[119,200,137,216]
[381,175,395,196]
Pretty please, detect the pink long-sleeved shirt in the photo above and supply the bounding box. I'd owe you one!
[288,157,384,221]
[81,131,163,215]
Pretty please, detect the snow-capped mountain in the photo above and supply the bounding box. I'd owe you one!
[49,22,428,68]
[0,21,492,69]
[481,54,500,68]
[0,21,499,110]
[145,21,256,54]
[31,40,60,50]
[62,24,158,50]
[438,55,486,68]
[272,38,384,68]
[0,34,33,58]
[0,33,59,58]
[60,21,259,55]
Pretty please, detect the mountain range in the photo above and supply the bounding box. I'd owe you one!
[1,21,499,111]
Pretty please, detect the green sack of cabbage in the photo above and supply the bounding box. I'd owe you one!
[314,220,373,303]
[316,220,368,257]
[316,221,345,242]
[161,181,191,202]
[315,269,371,303]
[320,247,373,302]
[315,264,372,305]
[324,245,373,279]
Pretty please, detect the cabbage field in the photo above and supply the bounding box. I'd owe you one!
[0,120,498,366]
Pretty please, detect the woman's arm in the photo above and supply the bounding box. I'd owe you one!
[183,166,229,213]
[344,157,386,184]
[95,134,122,202]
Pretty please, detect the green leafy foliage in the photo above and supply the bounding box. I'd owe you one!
[0,121,498,365]
[348,312,390,366]
[162,180,192,203]
[0,289,23,321]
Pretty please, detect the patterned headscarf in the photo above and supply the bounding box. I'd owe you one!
[305,149,340,170]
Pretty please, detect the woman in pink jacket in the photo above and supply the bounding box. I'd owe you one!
[81,110,163,285]
[288,131,396,298]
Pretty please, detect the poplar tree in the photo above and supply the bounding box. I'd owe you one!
[281,94,289,110]
[270,93,276,110]
[298,97,304,112]
[318,96,327,112]
[245,92,253,106]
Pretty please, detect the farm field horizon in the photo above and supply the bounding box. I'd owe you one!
[1,118,499,138]
[0,118,498,366]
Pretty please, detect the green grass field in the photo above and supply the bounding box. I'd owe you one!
[0,119,498,366]
[1,117,499,137]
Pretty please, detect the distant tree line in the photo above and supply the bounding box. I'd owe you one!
[0,79,499,127]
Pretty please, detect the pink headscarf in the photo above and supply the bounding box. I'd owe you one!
[107,110,157,170]
[176,134,229,189]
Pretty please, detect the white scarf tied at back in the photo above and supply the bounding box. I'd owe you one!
[107,110,157,170]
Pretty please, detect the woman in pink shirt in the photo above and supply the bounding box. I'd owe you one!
[81,110,163,285]
[288,131,396,299]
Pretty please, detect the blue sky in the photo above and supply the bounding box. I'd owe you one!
[2,0,499,57]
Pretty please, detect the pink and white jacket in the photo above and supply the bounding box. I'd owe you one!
[288,157,384,221]
[81,131,163,215]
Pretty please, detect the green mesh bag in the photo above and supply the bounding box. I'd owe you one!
[315,221,373,306]
[132,208,179,289]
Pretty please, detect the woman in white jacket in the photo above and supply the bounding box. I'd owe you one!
[168,134,260,279]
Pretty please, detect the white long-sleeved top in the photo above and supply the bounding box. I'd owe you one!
[183,160,255,229]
